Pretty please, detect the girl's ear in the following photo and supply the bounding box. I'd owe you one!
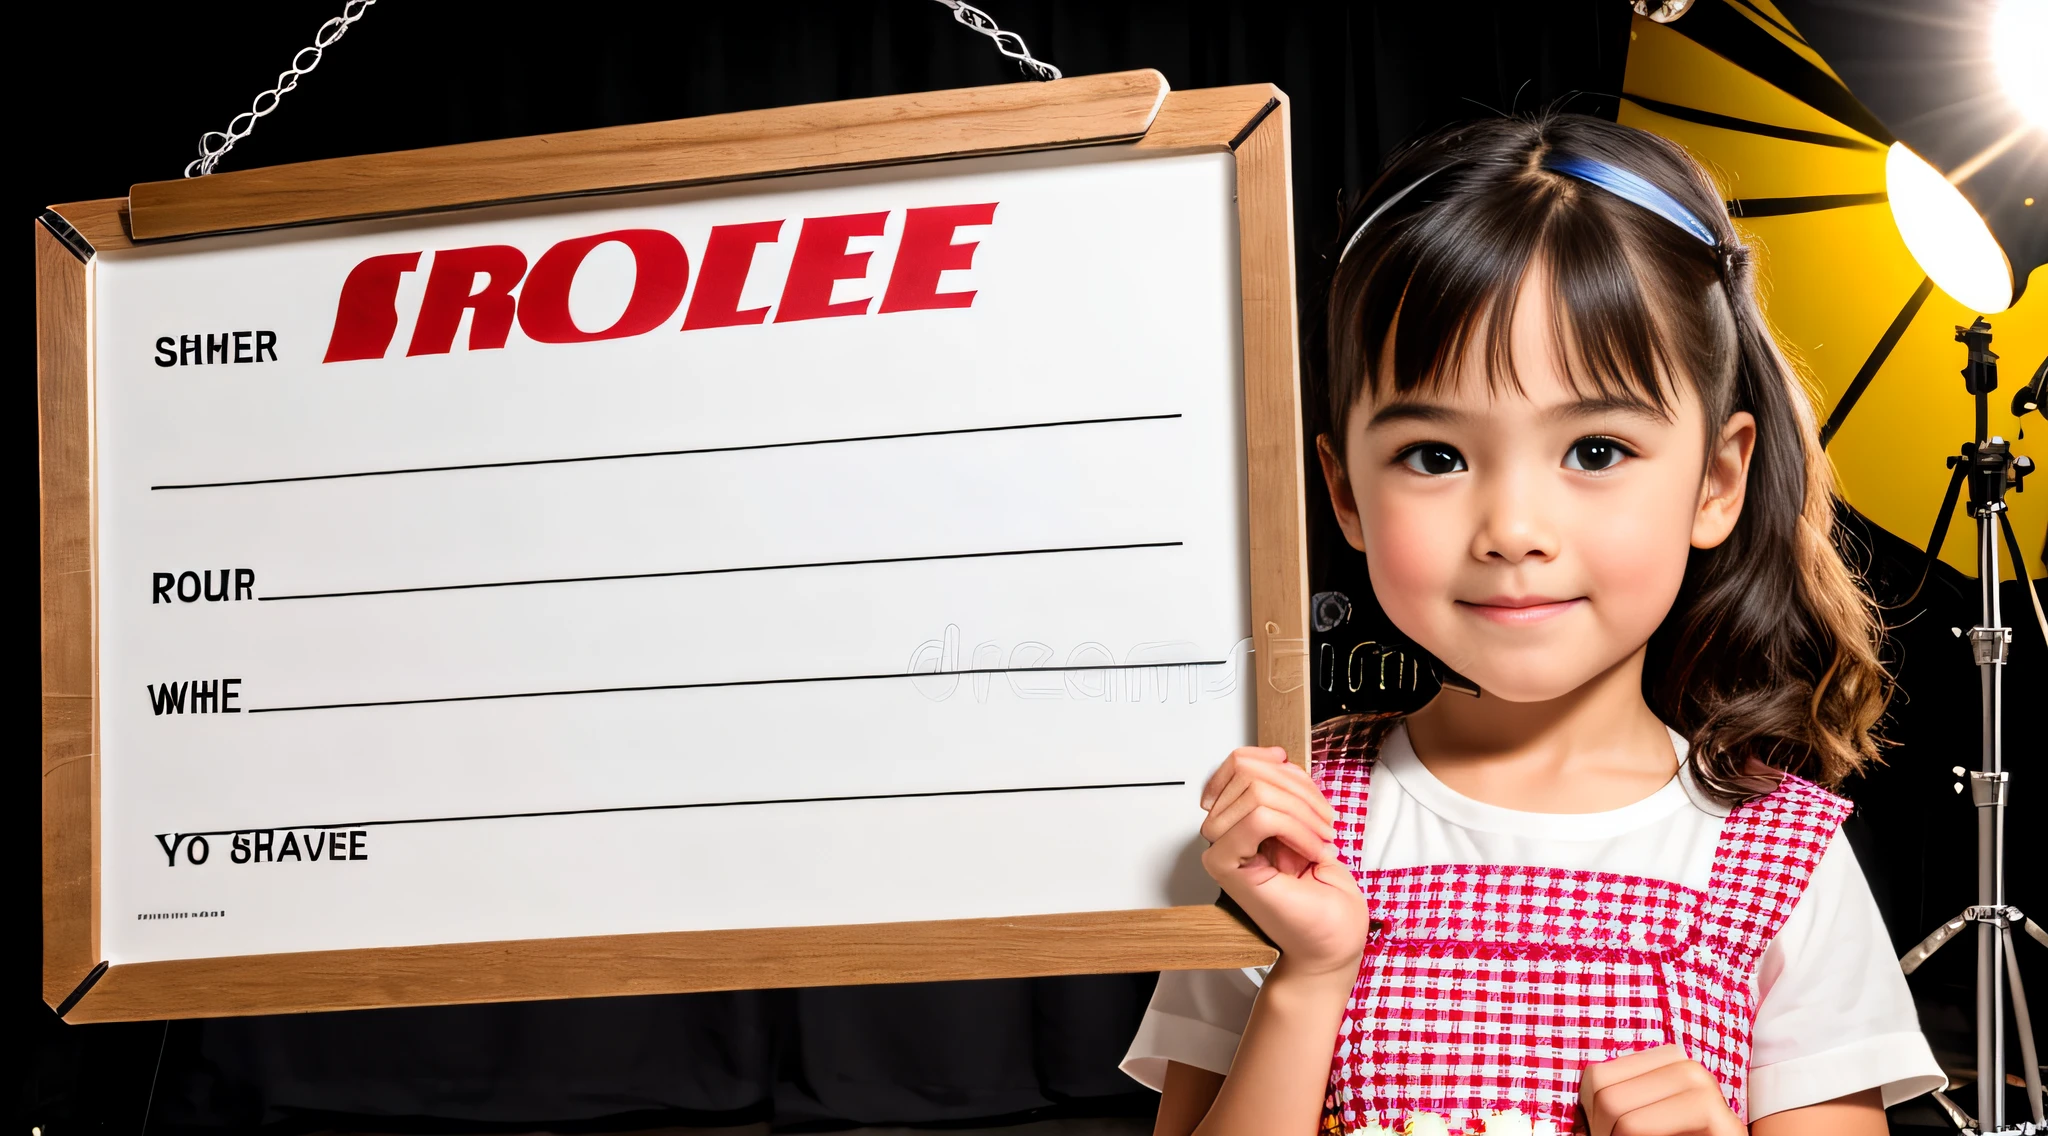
[1692,411,1757,550]
[1317,433,1369,552]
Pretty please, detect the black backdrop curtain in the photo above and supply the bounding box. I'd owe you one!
[30,2,2018,1132]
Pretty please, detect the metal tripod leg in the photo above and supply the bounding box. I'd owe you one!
[2003,922,2045,1124]
[1902,905,2046,1130]
[1906,912,1974,976]
[1932,1089,1977,1132]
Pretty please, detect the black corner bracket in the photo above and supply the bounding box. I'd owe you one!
[54,960,109,1020]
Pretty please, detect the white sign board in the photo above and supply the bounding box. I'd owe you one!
[95,148,1252,962]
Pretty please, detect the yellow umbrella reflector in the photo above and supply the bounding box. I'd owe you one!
[1620,3,2045,583]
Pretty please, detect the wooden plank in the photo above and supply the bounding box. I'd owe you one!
[69,904,1275,1021]
[126,70,1169,241]
[51,80,1264,256]
[38,219,100,1008]
[1135,85,1284,153]
[1230,92,1313,770]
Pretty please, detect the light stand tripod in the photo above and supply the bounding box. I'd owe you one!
[1897,318,2045,1134]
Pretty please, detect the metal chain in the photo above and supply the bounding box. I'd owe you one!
[183,0,1040,178]
[930,1,1061,80]
[184,0,377,177]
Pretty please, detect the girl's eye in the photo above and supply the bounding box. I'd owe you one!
[1399,443,1468,476]
[1564,437,1632,472]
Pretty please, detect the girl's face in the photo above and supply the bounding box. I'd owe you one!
[1320,269,1757,704]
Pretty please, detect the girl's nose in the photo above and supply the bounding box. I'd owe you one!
[1470,479,1561,564]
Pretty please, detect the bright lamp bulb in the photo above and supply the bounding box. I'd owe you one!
[1993,0,2048,131]
[1885,142,2014,313]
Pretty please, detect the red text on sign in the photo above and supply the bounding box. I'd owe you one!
[322,204,997,363]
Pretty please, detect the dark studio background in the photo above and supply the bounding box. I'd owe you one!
[18,2,2039,1132]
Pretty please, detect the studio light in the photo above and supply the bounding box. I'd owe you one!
[1780,0,2047,313]
[1886,142,2016,316]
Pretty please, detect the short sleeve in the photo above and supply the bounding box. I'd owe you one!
[1746,830,1946,1117]
[1118,967,1261,1091]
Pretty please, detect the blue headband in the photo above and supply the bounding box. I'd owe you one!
[1543,154,1719,246]
[1338,153,1721,262]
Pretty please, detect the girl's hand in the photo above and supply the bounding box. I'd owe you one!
[1198,746,1369,978]
[1577,1045,1746,1136]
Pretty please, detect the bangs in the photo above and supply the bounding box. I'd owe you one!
[1328,129,1736,440]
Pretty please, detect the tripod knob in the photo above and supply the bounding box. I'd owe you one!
[1956,318,2000,396]
[2017,454,2035,493]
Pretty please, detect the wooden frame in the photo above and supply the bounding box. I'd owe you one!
[39,70,1306,1022]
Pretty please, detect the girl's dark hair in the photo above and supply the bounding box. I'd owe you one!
[1324,112,1885,803]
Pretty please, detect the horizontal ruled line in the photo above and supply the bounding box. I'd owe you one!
[149,412,1184,491]
[249,659,1230,714]
[260,540,1184,602]
[166,779,1187,839]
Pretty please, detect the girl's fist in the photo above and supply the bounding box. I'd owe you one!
[1198,746,1369,978]
[1577,1045,1745,1136]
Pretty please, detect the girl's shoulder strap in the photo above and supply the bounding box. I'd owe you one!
[1309,711,1401,814]
[1700,770,1853,957]
[1311,711,1401,765]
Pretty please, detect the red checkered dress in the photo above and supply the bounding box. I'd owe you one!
[1310,715,1851,1135]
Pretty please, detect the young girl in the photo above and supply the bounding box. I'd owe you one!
[1121,115,1944,1135]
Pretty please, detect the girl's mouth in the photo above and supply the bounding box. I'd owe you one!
[1454,596,1586,624]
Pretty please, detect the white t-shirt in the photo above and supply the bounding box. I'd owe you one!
[1120,723,1944,1120]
